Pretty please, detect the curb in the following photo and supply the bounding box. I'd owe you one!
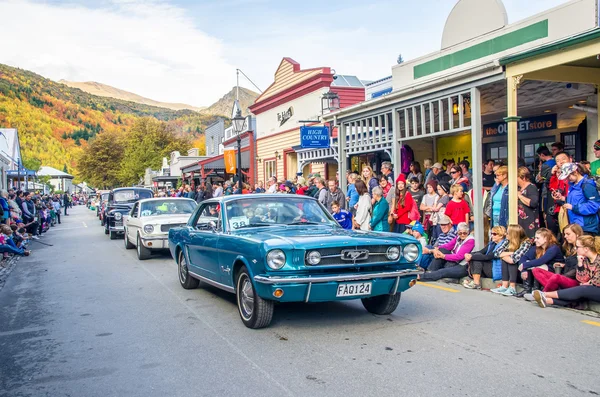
[0,256,20,292]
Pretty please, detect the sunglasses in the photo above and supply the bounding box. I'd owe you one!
[457,231,469,235]
[491,232,499,236]
[450,171,459,174]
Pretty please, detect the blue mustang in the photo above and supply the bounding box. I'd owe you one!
[168,194,421,328]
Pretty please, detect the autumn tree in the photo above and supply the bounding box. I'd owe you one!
[77,130,126,188]
[118,118,191,185]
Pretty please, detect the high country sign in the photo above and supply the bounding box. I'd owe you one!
[484,114,557,137]
[277,107,294,127]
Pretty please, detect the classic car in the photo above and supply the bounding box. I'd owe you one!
[124,197,197,260]
[104,187,153,239]
[168,194,421,329]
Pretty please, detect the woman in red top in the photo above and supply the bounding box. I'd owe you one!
[444,185,470,226]
[391,174,414,234]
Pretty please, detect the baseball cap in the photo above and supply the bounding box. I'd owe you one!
[437,214,452,225]
[558,163,577,180]
[594,140,600,151]
[412,223,425,236]
[432,163,443,169]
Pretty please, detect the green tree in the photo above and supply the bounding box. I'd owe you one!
[118,118,191,185]
[22,157,41,171]
[77,130,127,188]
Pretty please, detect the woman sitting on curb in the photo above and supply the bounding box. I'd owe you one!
[463,226,508,289]
[491,224,532,296]
[533,235,600,308]
[417,222,475,282]
[515,228,564,298]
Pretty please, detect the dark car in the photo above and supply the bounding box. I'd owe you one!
[98,193,110,222]
[104,187,153,239]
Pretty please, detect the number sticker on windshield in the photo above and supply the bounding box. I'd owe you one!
[229,216,249,230]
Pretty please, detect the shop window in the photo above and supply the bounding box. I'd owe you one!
[264,160,276,181]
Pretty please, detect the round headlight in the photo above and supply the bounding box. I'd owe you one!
[114,212,122,220]
[306,250,321,265]
[266,249,286,270]
[386,246,401,261]
[403,244,420,262]
[143,225,154,234]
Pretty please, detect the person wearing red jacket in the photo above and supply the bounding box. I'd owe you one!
[546,151,570,233]
[391,174,414,233]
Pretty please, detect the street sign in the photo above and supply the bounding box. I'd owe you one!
[300,126,330,149]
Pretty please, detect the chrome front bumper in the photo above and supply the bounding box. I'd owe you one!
[109,226,124,232]
[253,269,420,285]
[140,236,168,249]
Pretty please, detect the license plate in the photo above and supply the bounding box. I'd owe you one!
[336,282,372,297]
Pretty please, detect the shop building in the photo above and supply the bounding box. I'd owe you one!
[325,0,600,247]
[249,58,365,182]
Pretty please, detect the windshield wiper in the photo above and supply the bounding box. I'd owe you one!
[236,223,278,229]
[287,221,324,226]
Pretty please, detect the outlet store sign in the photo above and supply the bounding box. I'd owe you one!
[484,114,557,137]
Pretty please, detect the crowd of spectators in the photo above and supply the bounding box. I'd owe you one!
[0,188,72,263]
[154,140,600,310]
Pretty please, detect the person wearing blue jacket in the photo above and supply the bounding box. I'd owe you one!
[369,187,389,232]
[517,228,564,297]
[346,173,359,215]
[554,163,600,235]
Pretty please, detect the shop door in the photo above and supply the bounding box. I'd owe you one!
[521,137,555,171]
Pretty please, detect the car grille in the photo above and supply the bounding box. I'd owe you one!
[161,223,186,232]
[306,245,396,266]
[114,220,123,227]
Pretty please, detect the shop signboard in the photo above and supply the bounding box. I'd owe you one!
[437,134,472,167]
[484,114,557,137]
[300,126,330,149]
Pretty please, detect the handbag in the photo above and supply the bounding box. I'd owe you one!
[409,201,420,222]
[558,206,569,232]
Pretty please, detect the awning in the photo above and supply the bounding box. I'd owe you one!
[200,150,251,171]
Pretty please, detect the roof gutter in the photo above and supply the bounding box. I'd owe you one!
[324,60,502,122]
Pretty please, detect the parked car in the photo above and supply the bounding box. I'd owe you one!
[124,197,196,260]
[168,194,421,329]
[104,187,153,239]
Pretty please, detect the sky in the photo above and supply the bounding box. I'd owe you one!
[1,0,570,107]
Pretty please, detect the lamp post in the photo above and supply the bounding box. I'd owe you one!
[231,110,247,193]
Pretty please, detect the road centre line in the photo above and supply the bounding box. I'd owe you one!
[82,222,87,228]
[582,320,600,327]
[416,282,460,293]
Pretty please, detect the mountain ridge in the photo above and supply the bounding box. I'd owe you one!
[59,80,206,112]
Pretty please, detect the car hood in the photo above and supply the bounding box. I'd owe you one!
[235,225,417,249]
[140,215,191,225]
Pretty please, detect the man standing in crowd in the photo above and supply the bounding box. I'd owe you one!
[482,159,496,191]
[325,180,345,213]
[213,183,223,197]
[254,181,265,193]
[267,176,277,194]
[459,160,473,188]
[313,178,328,207]
[431,163,451,184]
[551,142,565,157]
[536,146,555,228]
[381,162,395,185]
[62,192,69,216]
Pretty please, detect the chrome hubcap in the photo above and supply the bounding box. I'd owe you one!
[239,276,254,320]
[179,257,188,283]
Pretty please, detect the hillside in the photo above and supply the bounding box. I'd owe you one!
[0,63,222,176]
[201,87,258,117]
[59,80,205,112]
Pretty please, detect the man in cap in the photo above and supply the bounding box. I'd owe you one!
[431,163,451,185]
[419,214,456,270]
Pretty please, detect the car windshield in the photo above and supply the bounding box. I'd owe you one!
[101,194,109,201]
[225,197,336,230]
[140,200,196,217]
[113,190,152,203]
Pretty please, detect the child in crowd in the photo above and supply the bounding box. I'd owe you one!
[331,201,353,230]
[444,185,470,227]
[408,178,425,210]
[0,224,30,257]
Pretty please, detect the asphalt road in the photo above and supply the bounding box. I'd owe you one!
[1,206,599,397]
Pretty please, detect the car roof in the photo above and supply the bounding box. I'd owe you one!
[208,194,318,203]
[137,197,195,204]
[111,187,153,192]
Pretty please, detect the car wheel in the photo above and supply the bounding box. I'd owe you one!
[178,251,199,289]
[101,217,105,226]
[361,293,401,315]
[109,230,119,240]
[104,227,109,235]
[137,234,151,260]
[124,229,134,249]
[235,267,274,329]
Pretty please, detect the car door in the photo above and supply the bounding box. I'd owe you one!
[126,203,140,243]
[186,202,222,280]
